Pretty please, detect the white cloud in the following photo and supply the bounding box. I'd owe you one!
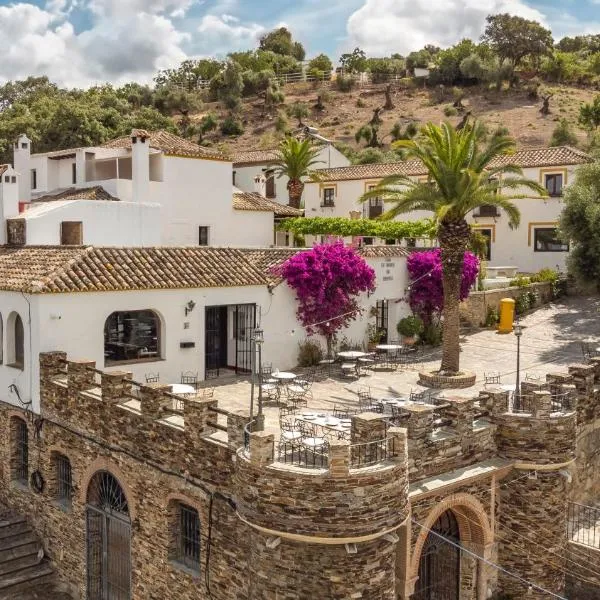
[196,14,264,55]
[346,0,547,56]
[86,0,196,17]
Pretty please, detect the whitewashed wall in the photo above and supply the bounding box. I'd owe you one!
[303,164,577,272]
[20,200,161,246]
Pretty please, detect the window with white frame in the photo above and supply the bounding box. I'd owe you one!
[322,187,335,207]
[544,173,563,197]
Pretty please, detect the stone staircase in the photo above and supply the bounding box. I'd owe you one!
[0,511,58,599]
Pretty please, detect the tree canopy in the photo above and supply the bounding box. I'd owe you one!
[481,13,553,69]
[560,162,600,289]
[259,27,305,61]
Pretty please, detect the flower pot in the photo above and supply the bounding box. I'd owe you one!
[403,336,417,346]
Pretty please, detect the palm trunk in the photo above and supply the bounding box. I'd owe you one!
[287,178,304,208]
[438,218,471,374]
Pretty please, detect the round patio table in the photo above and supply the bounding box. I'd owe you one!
[272,371,297,381]
[170,384,195,395]
[337,351,368,359]
[376,344,403,351]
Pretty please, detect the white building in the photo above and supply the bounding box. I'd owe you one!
[11,130,301,248]
[231,143,350,207]
[303,146,591,273]
[0,245,409,412]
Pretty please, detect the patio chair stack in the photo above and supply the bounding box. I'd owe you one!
[409,389,433,404]
[145,372,160,383]
[483,372,501,387]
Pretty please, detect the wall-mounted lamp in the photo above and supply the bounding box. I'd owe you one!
[185,300,196,316]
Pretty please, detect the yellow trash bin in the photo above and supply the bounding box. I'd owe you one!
[497,298,515,334]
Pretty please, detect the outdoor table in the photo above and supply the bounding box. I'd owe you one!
[272,371,297,381]
[376,344,403,352]
[170,383,195,395]
[296,412,352,437]
[337,351,368,360]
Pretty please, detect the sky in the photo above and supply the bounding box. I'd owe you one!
[0,0,598,88]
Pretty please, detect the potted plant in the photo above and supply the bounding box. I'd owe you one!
[396,315,424,346]
[366,323,385,351]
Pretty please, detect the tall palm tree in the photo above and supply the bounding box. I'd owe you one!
[360,121,546,374]
[273,137,322,208]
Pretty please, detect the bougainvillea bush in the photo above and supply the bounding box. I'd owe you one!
[278,241,376,354]
[407,249,479,324]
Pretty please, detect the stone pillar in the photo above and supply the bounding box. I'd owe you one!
[387,426,408,464]
[227,409,249,452]
[249,431,274,466]
[439,396,474,450]
[39,351,67,410]
[184,397,217,439]
[568,363,596,423]
[479,389,509,419]
[351,412,387,443]
[101,371,131,405]
[532,390,551,419]
[139,383,169,419]
[405,405,434,441]
[328,441,350,478]
[66,359,96,426]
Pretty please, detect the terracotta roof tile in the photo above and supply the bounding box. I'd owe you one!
[313,146,591,182]
[32,186,119,203]
[101,130,227,161]
[230,149,280,166]
[0,246,266,294]
[232,192,303,217]
[357,246,410,258]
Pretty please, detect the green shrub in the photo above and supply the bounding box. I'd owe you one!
[397,315,424,337]
[485,306,499,327]
[526,290,539,308]
[421,323,442,346]
[532,268,559,283]
[220,115,244,136]
[553,277,568,299]
[336,75,356,92]
[509,275,531,288]
[514,293,531,315]
[297,338,323,366]
[443,105,457,117]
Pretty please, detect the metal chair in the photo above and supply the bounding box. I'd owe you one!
[409,389,432,404]
[260,363,277,385]
[483,372,501,387]
[261,381,280,403]
[201,387,214,399]
[280,417,303,444]
[358,388,383,413]
[181,371,198,390]
[145,372,159,383]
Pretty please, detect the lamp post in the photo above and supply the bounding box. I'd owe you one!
[514,321,523,406]
[254,327,265,431]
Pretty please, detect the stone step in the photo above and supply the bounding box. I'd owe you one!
[0,561,54,592]
[0,521,32,540]
[0,551,41,576]
[0,533,40,558]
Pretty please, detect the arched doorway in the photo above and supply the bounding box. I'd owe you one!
[86,471,131,600]
[413,510,461,599]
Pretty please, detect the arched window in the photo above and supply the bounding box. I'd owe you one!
[104,310,161,365]
[10,417,28,484]
[6,312,24,370]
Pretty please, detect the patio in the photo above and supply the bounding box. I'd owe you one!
[204,296,600,441]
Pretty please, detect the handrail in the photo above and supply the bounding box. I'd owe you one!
[350,437,397,467]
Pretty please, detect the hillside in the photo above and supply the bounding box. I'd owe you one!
[193,82,597,155]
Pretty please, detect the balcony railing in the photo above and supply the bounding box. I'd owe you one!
[568,502,600,549]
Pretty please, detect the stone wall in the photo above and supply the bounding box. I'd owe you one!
[459,281,554,327]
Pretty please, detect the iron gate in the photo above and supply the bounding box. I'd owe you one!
[413,510,461,600]
[376,300,389,343]
[86,472,131,600]
[205,306,226,378]
[233,304,256,374]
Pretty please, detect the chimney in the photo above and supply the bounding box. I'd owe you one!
[131,129,150,203]
[0,166,20,245]
[13,134,31,201]
[254,174,266,197]
[75,149,86,187]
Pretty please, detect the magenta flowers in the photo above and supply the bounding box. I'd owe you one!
[406,249,479,323]
[278,241,376,352]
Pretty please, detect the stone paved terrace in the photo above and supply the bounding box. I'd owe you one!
[205,296,600,439]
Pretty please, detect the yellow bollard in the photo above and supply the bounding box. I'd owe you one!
[497,298,515,334]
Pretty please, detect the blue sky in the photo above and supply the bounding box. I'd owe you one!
[0,0,598,87]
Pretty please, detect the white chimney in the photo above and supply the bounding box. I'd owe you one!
[131,129,150,203]
[75,149,86,187]
[254,174,266,197]
[0,166,20,244]
[13,134,31,201]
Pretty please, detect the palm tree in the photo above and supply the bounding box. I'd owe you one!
[273,137,322,208]
[360,121,546,374]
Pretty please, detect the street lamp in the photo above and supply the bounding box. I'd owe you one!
[249,328,265,433]
[514,321,523,407]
